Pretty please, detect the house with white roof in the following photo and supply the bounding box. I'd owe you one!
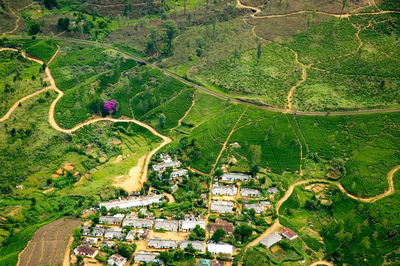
[148,238,178,249]
[99,195,164,210]
[99,215,124,225]
[211,201,235,213]
[126,230,135,242]
[107,254,127,266]
[154,219,179,231]
[122,218,154,228]
[241,188,261,197]
[134,251,161,264]
[221,173,251,182]
[171,169,188,178]
[104,228,125,240]
[181,219,206,231]
[152,161,181,171]
[260,233,282,248]
[180,240,205,252]
[212,184,237,196]
[207,243,234,255]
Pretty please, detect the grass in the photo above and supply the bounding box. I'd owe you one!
[0,49,44,117]
[297,112,400,197]
[279,179,400,265]
[293,68,400,111]
[197,42,301,107]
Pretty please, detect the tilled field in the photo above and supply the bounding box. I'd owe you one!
[18,218,81,266]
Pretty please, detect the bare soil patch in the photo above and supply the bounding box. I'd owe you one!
[113,155,146,193]
[18,218,81,266]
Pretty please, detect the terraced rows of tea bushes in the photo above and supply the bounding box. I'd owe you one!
[297,112,400,197]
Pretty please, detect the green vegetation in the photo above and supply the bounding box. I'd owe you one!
[0,49,44,117]
[198,43,302,107]
[297,113,400,197]
[280,179,400,265]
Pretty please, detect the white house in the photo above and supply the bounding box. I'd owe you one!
[207,243,234,255]
[181,219,206,231]
[152,161,181,171]
[134,251,161,264]
[107,254,127,266]
[148,238,178,249]
[241,188,261,197]
[171,169,188,178]
[212,184,237,196]
[221,173,251,182]
[180,240,205,252]
[260,233,282,248]
[99,195,164,210]
[154,219,179,231]
[211,201,235,213]
[122,218,154,228]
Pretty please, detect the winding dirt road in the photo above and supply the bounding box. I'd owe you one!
[242,164,400,263]
[0,46,172,193]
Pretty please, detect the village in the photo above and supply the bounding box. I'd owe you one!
[71,153,299,266]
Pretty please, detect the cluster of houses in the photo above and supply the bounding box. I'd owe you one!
[260,227,298,248]
[74,211,238,265]
[152,154,188,192]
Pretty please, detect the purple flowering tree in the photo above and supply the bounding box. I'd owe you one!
[104,99,118,114]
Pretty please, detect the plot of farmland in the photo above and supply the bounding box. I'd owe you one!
[18,218,81,266]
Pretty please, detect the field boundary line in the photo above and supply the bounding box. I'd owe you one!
[210,106,249,175]
[6,36,400,116]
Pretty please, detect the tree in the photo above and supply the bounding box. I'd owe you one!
[159,113,166,128]
[57,17,70,31]
[248,144,261,168]
[28,22,40,35]
[256,42,262,63]
[88,97,104,115]
[43,0,58,9]
[189,224,206,240]
[234,224,253,243]
[211,228,226,242]
[117,242,136,258]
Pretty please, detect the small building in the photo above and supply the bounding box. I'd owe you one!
[221,173,251,182]
[198,259,211,266]
[241,188,261,197]
[207,243,234,255]
[211,261,224,266]
[212,184,237,196]
[126,230,135,242]
[260,233,282,248]
[171,184,179,192]
[211,201,234,214]
[82,226,105,237]
[134,251,161,264]
[209,218,234,234]
[100,240,115,248]
[280,227,298,240]
[83,237,99,245]
[137,229,149,239]
[99,215,123,225]
[122,218,154,228]
[148,238,178,249]
[74,245,98,258]
[268,187,279,194]
[107,254,127,266]
[152,161,182,171]
[243,203,264,214]
[180,240,205,252]
[171,169,188,178]
[154,219,179,231]
[105,228,125,240]
[181,219,206,231]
